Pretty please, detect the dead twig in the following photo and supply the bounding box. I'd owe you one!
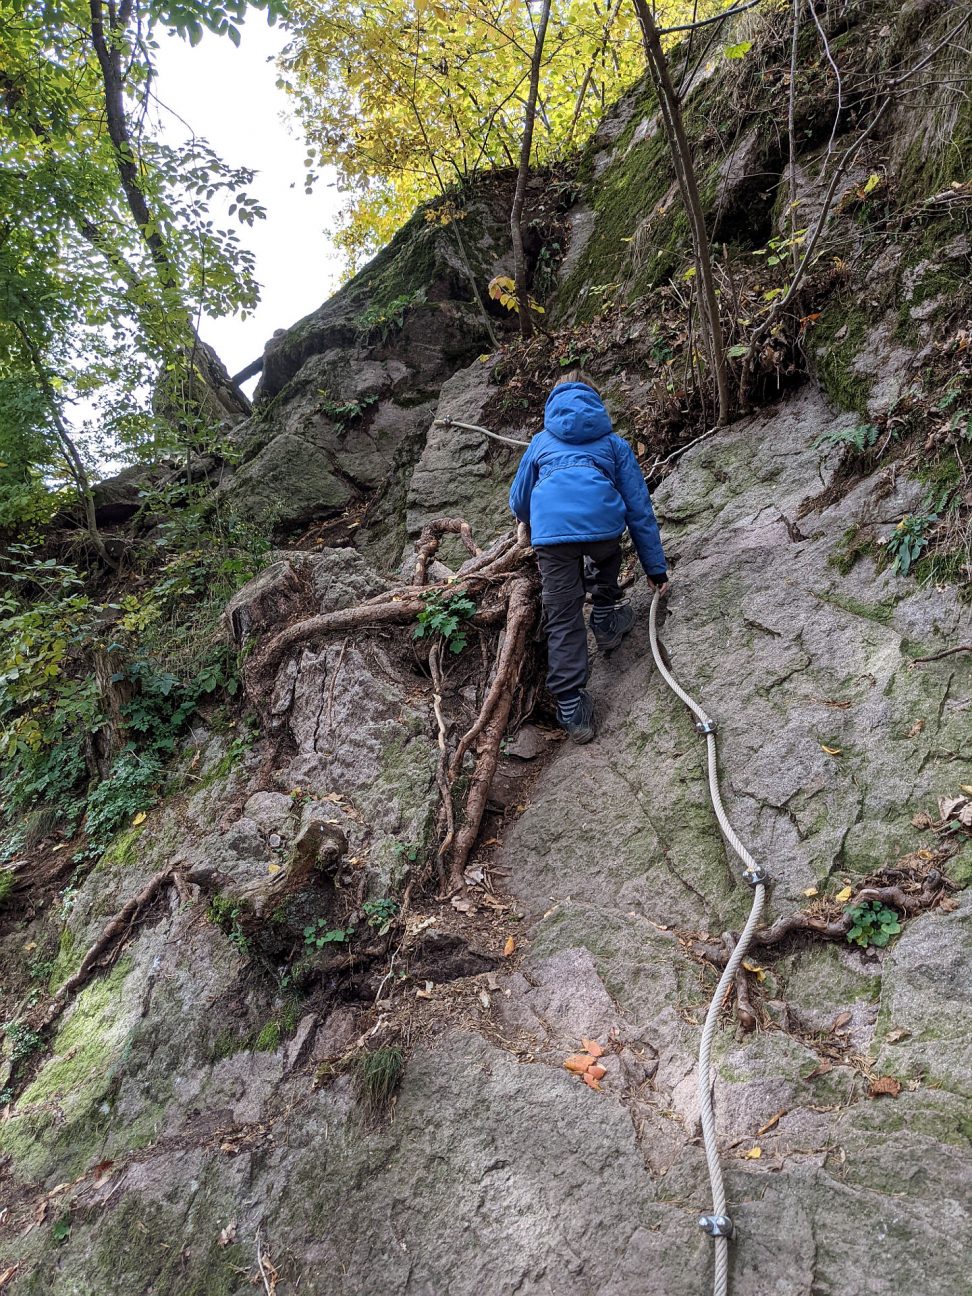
[910,643,972,664]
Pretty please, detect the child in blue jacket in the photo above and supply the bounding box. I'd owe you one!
[509,374,669,743]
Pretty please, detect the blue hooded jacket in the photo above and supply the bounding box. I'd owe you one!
[509,382,667,576]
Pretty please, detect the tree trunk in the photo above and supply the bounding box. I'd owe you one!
[632,0,730,425]
[511,0,553,339]
[87,0,251,418]
[14,323,118,570]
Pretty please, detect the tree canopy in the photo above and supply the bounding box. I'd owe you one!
[281,0,725,265]
[0,0,281,530]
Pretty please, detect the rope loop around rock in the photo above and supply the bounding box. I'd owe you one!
[647,591,770,1296]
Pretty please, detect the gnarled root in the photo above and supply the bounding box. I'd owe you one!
[688,868,950,1028]
[242,519,543,897]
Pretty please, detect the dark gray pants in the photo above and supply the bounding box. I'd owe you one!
[534,538,623,699]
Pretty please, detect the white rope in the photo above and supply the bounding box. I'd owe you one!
[648,591,768,1296]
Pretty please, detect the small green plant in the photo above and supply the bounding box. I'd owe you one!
[845,900,902,949]
[51,1216,71,1243]
[4,1020,42,1065]
[303,918,355,950]
[356,1044,404,1112]
[358,289,426,340]
[363,896,399,934]
[255,1021,281,1052]
[815,422,879,452]
[0,868,14,905]
[392,841,420,865]
[206,895,251,956]
[885,512,938,576]
[414,591,476,655]
[317,392,378,428]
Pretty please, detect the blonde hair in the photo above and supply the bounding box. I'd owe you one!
[552,368,600,396]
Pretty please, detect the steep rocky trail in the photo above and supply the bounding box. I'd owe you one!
[2,3,971,1290]
[2,383,967,1296]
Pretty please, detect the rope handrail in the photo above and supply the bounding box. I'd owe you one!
[647,591,769,1296]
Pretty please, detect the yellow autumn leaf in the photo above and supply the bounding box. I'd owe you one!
[742,960,766,982]
[267,863,282,875]
[132,811,147,826]
[503,936,515,957]
[960,784,972,796]
[744,1146,762,1159]
[835,885,853,902]
[820,744,842,756]
[803,887,818,897]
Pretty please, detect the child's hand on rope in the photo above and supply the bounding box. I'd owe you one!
[648,573,670,597]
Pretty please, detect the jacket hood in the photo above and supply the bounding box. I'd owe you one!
[543,382,613,444]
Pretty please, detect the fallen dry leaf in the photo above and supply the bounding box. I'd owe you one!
[415,980,434,1000]
[218,1223,237,1248]
[564,1054,593,1074]
[885,1027,911,1044]
[742,960,767,982]
[868,1075,902,1099]
[939,896,960,912]
[587,1063,607,1081]
[832,1012,852,1031]
[905,719,925,738]
[502,936,516,957]
[911,811,933,829]
[581,1038,604,1058]
[756,1110,785,1136]
[820,744,842,756]
[744,1146,762,1159]
[803,886,819,897]
[835,885,853,902]
[132,811,147,826]
[0,1265,21,1289]
[961,784,972,796]
[582,1072,601,1091]
[267,863,282,875]
[806,1060,833,1079]
[479,989,490,1009]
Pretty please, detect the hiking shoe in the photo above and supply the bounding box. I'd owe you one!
[591,600,636,651]
[557,688,595,744]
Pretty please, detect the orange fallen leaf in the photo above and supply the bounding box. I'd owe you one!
[564,1054,592,1074]
[581,1038,604,1058]
[582,1072,601,1091]
[868,1075,902,1099]
[502,936,515,957]
[587,1063,607,1081]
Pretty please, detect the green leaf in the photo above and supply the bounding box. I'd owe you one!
[723,40,753,59]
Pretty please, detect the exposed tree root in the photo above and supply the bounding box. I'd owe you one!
[243,519,542,897]
[685,866,951,1031]
[413,516,481,585]
[36,866,179,1030]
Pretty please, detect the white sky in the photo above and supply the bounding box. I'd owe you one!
[151,19,346,387]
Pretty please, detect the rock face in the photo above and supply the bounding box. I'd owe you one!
[224,176,535,541]
[4,383,969,1296]
[5,5,971,1294]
